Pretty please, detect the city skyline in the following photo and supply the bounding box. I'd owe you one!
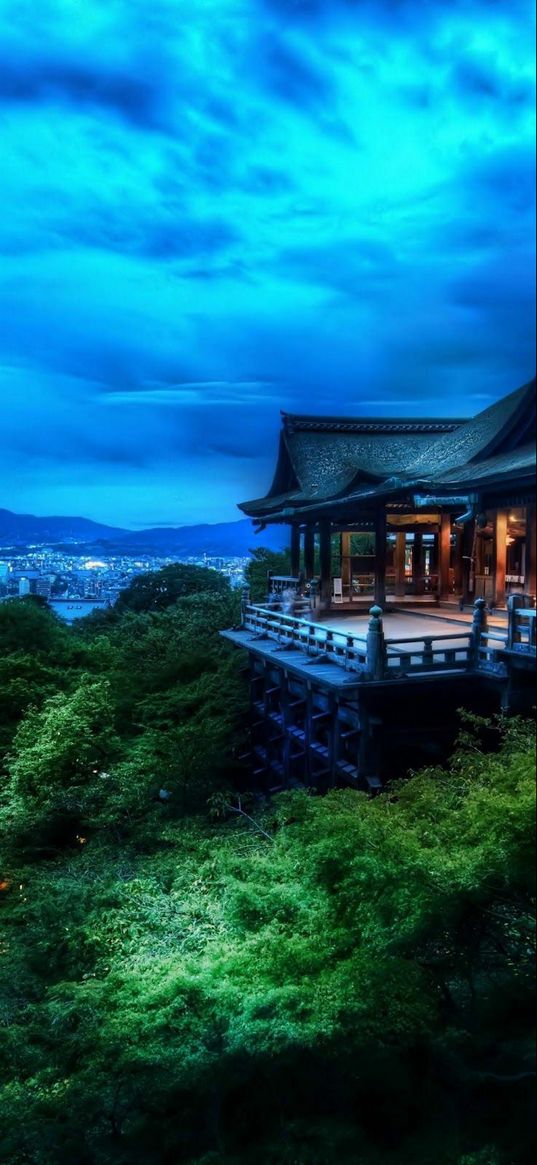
[1,0,535,527]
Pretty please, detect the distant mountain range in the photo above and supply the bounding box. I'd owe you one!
[0,509,288,556]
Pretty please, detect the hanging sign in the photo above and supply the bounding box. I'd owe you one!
[413,495,474,509]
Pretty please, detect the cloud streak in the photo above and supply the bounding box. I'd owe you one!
[0,0,534,526]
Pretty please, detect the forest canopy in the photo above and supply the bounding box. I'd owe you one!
[0,572,535,1165]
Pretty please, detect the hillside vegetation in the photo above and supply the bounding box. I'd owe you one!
[0,562,535,1165]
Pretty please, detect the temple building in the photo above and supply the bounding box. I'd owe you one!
[240,378,536,611]
[223,379,536,793]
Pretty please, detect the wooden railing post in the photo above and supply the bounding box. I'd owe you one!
[366,605,386,680]
[506,593,527,650]
[471,597,488,667]
[241,587,250,625]
[422,637,434,667]
[345,633,354,670]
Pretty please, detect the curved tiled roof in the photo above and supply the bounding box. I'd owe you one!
[240,378,536,519]
[409,381,535,477]
[433,442,536,487]
[284,429,452,498]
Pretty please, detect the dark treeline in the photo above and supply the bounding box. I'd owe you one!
[0,555,535,1165]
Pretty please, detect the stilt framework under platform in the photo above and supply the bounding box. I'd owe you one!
[222,599,536,793]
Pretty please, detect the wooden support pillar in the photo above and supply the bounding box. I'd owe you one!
[412,530,424,595]
[394,532,406,597]
[526,505,536,599]
[304,525,315,580]
[305,683,313,785]
[494,509,508,608]
[281,673,293,788]
[319,519,332,607]
[341,531,351,593]
[328,696,337,789]
[430,532,438,572]
[290,525,300,577]
[453,526,464,595]
[374,510,387,606]
[475,528,485,577]
[438,513,452,598]
[358,705,374,790]
[461,519,475,606]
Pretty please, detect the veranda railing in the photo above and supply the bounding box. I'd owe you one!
[240,601,499,680]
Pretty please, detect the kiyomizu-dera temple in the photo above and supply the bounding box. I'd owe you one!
[241,377,536,611]
[222,378,536,792]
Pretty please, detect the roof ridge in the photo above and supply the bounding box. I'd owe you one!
[283,417,465,435]
[282,411,465,424]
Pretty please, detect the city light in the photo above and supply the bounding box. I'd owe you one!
[0,545,250,620]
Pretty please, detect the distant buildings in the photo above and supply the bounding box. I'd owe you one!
[0,548,249,620]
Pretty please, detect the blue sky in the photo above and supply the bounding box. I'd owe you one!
[0,0,535,528]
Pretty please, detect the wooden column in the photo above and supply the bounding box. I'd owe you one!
[494,509,508,608]
[290,525,300,577]
[461,519,475,606]
[374,509,387,606]
[475,528,485,577]
[394,532,406,597]
[305,685,313,786]
[453,526,464,595]
[304,525,315,580]
[319,519,332,607]
[327,696,337,789]
[525,505,536,599]
[438,513,452,598]
[412,530,424,595]
[341,531,351,593]
[281,673,291,788]
[430,531,438,572]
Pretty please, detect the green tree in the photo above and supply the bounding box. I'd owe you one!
[0,599,89,757]
[0,582,534,1165]
[0,596,70,656]
[1,676,121,852]
[244,547,291,602]
[115,563,231,614]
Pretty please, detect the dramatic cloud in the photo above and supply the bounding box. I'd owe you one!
[0,0,534,526]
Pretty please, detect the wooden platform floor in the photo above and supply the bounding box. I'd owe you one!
[221,628,365,688]
[404,605,508,629]
[314,609,505,650]
[222,625,480,689]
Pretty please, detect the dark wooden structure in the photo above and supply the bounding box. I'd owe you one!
[223,598,535,791]
[223,379,536,791]
[240,378,536,612]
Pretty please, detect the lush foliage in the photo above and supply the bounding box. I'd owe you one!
[0,577,535,1164]
[244,546,291,602]
[115,562,231,614]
